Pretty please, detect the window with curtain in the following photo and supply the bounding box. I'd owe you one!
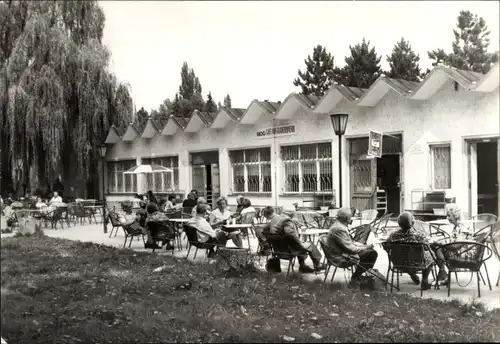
[430,144,451,189]
[281,142,333,193]
[142,156,180,192]
[107,160,137,193]
[229,148,272,193]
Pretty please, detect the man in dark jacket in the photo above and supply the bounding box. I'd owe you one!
[262,206,325,274]
[327,207,378,287]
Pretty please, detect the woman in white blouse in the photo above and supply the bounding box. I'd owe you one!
[209,197,231,228]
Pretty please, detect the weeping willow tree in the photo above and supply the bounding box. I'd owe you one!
[0,0,133,197]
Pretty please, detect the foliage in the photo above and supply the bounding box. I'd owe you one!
[204,91,217,113]
[176,62,204,117]
[293,45,335,97]
[386,38,423,82]
[223,94,232,108]
[134,107,149,130]
[428,10,499,73]
[0,0,132,196]
[1,236,499,343]
[332,38,382,89]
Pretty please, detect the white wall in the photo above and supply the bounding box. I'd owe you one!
[106,80,499,212]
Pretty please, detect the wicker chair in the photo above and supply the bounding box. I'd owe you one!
[471,214,498,235]
[122,222,145,249]
[361,209,378,222]
[318,235,357,283]
[349,224,372,245]
[370,213,393,237]
[261,231,308,277]
[382,242,438,297]
[438,241,492,297]
[184,224,218,260]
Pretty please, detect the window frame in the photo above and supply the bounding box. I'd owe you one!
[281,141,333,194]
[429,143,452,190]
[107,160,137,194]
[229,147,272,194]
[141,155,180,192]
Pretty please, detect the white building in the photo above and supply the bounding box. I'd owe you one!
[104,64,500,216]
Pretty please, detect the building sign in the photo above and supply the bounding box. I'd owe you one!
[256,125,296,139]
[368,130,383,158]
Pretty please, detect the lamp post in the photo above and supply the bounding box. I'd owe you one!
[98,144,108,233]
[330,113,349,208]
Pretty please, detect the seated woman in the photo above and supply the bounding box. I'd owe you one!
[387,212,447,289]
[445,203,472,239]
[144,203,174,250]
[165,194,177,210]
[188,204,242,255]
[35,197,48,209]
[209,197,231,228]
[182,192,198,214]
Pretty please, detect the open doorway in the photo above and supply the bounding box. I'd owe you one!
[476,141,498,215]
[190,150,220,208]
[377,154,401,215]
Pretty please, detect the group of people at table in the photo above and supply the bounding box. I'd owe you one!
[116,190,481,290]
[1,191,66,219]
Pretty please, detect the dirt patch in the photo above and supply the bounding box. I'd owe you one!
[107,269,132,279]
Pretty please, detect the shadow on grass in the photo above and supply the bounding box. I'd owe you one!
[1,236,499,343]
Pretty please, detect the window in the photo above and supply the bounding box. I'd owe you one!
[142,156,180,192]
[229,148,272,193]
[430,144,451,189]
[282,142,332,193]
[107,160,137,193]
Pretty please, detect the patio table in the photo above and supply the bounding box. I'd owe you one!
[299,228,330,246]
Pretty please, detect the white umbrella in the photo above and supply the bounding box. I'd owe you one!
[123,164,173,174]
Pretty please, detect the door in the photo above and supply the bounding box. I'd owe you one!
[468,143,478,216]
[350,155,377,211]
[399,153,404,213]
[191,165,207,199]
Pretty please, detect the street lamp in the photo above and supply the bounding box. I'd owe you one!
[330,113,349,208]
[98,144,108,233]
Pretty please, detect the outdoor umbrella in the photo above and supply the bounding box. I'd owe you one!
[123,164,173,174]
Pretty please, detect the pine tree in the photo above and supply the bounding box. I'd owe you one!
[205,92,217,113]
[217,101,222,110]
[332,38,382,88]
[293,44,335,97]
[134,107,149,129]
[428,10,499,73]
[386,38,422,82]
[223,94,232,108]
[171,93,181,116]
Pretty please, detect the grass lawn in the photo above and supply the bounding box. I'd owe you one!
[1,234,500,343]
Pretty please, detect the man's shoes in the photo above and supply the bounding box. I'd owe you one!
[298,265,315,274]
[314,264,326,272]
[410,273,421,285]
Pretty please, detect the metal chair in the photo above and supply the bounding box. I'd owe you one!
[382,242,438,297]
[146,220,177,254]
[349,224,372,245]
[370,213,393,237]
[318,235,357,283]
[438,241,493,297]
[470,213,498,234]
[361,209,378,222]
[261,231,308,277]
[183,224,218,260]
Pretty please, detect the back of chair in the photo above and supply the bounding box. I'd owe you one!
[361,209,378,222]
[382,242,429,272]
[472,213,498,224]
[439,241,491,272]
[108,210,122,227]
[147,220,175,240]
[350,224,372,244]
[183,224,199,243]
[371,213,393,234]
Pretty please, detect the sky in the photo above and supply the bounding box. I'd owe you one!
[99,1,500,112]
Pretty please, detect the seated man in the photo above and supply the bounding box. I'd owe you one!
[191,197,212,217]
[261,206,325,274]
[188,204,242,256]
[145,203,174,250]
[327,207,378,287]
[387,212,439,290]
[48,191,63,205]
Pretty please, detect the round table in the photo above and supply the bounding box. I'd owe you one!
[299,228,330,246]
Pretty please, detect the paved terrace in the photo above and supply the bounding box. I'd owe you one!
[2,219,499,310]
